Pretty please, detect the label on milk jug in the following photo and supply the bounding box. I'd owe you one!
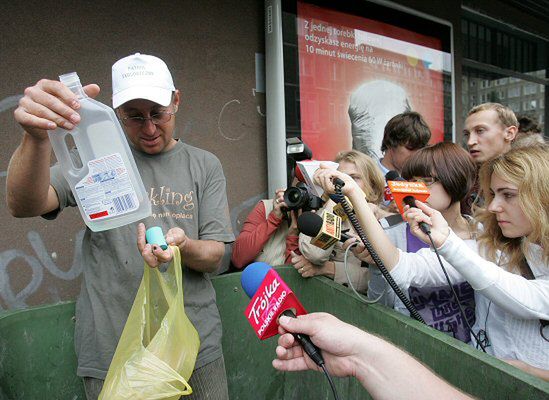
[75,153,139,221]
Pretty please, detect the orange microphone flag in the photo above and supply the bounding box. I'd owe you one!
[387,180,430,215]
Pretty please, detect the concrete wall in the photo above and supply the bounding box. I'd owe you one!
[0,0,266,310]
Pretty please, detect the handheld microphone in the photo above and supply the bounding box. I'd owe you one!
[385,170,400,181]
[384,171,400,202]
[387,178,431,234]
[329,194,350,221]
[241,262,324,366]
[297,211,342,249]
[298,212,352,243]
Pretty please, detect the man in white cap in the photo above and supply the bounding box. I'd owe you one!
[7,53,234,399]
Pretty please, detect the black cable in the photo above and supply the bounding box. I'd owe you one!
[426,234,487,353]
[281,310,342,399]
[540,320,549,342]
[321,363,341,400]
[332,180,426,324]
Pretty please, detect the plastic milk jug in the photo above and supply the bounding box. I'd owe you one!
[48,72,151,231]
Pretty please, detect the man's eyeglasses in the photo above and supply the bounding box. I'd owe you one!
[120,111,175,128]
[409,176,439,186]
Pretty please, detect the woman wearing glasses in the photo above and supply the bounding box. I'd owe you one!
[313,144,549,380]
[367,142,478,343]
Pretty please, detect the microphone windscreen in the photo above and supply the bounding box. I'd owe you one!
[241,262,272,298]
[385,170,401,181]
[297,212,323,237]
[402,196,417,208]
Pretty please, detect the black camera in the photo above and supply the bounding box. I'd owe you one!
[283,183,324,211]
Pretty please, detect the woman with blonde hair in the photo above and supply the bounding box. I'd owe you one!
[292,150,385,293]
[335,149,386,205]
[405,145,549,379]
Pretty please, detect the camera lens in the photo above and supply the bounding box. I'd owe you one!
[283,184,325,211]
[283,186,307,210]
[288,190,301,203]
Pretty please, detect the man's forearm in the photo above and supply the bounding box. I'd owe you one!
[180,239,225,273]
[7,133,53,216]
[354,332,473,400]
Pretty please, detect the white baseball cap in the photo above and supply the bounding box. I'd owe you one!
[112,53,175,108]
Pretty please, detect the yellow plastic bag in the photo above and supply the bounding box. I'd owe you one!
[99,246,200,400]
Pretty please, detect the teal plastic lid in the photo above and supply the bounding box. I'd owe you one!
[145,226,168,250]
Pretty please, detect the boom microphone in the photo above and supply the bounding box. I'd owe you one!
[241,262,324,366]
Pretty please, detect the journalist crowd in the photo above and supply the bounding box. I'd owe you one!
[6,53,548,399]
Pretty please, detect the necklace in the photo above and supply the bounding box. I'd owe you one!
[448,214,474,240]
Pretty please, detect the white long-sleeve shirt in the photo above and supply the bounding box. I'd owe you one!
[390,229,549,369]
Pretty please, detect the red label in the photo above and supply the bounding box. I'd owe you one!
[89,210,109,219]
[384,185,394,201]
[244,269,307,340]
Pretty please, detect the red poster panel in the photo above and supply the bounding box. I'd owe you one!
[297,2,449,161]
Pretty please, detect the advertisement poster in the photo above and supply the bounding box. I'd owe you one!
[297,2,451,160]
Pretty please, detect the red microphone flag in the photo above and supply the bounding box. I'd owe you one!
[244,269,308,340]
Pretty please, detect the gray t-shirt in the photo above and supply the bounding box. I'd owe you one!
[49,140,235,380]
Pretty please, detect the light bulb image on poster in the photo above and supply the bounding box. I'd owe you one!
[296,2,451,160]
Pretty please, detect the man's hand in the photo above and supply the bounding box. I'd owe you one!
[137,223,174,268]
[165,226,190,250]
[273,312,366,378]
[14,78,100,139]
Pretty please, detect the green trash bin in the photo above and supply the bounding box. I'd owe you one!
[0,302,86,399]
[1,266,548,399]
[217,267,549,400]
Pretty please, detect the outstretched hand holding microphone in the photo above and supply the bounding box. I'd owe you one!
[310,164,401,273]
[273,312,473,400]
[403,200,451,248]
[312,163,361,198]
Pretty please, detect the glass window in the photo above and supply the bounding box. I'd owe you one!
[507,87,521,98]
[462,66,546,131]
[461,11,548,134]
[524,83,538,95]
[508,101,520,112]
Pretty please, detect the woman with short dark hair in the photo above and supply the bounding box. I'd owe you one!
[368,142,478,342]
